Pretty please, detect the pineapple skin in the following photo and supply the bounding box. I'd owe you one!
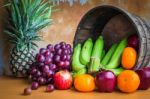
[10,47,35,77]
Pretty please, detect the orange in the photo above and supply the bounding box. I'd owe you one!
[74,74,95,92]
[121,47,137,69]
[117,70,140,93]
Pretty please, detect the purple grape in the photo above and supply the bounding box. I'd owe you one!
[46,84,55,92]
[66,44,71,49]
[45,57,52,65]
[24,87,32,95]
[70,48,73,53]
[38,62,45,67]
[66,55,71,61]
[32,76,37,81]
[30,68,37,75]
[64,60,70,67]
[56,49,62,55]
[49,64,57,71]
[61,45,67,50]
[31,62,37,67]
[42,72,47,78]
[42,65,49,73]
[36,71,42,77]
[36,54,45,62]
[46,78,53,84]
[59,42,66,46]
[40,48,47,54]
[31,82,39,90]
[44,50,51,56]
[50,53,54,58]
[53,55,60,63]
[61,55,67,61]
[54,44,61,50]
[38,77,46,85]
[57,61,65,67]
[47,44,53,49]
[46,70,54,78]
[63,49,68,55]
[68,50,71,54]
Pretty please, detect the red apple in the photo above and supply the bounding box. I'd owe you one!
[54,70,73,90]
[95,70,116,92]
[136,68,150,90]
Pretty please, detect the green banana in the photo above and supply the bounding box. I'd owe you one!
[107,67,124,76]
[88,57,100,73]
[88,36,104,73]
[105,39,127,69]
[72,44,85,72]
[101,50,106,61]
[80,38,93,65]
[101,44,118,66]
[72,68,87,78]
[91,36,104,60]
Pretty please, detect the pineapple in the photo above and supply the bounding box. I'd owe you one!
[4,0,53,77]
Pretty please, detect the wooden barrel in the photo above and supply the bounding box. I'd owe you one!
[73,5,150,70]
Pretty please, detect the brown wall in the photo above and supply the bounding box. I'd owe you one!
[0,0,150,75]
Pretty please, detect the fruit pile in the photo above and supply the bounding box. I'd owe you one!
[71,34,150,93]
[24,42,72,94]
[24,34,150,95]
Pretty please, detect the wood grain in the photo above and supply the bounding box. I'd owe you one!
[0,76,150,99]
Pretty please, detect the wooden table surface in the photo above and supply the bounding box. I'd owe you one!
[0,76,150,99]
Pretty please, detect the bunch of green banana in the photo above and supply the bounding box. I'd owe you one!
[72,44,85,72]
[100,38,128,76]
[72,38,93,77]
[88,36,104,73]
[71,35,127,76]
[104,39,127,69]
[80,38,93,65]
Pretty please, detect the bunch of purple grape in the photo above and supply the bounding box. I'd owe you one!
[29,42,72,89]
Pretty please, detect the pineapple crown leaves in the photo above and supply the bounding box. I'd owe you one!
[4,0,54,51]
